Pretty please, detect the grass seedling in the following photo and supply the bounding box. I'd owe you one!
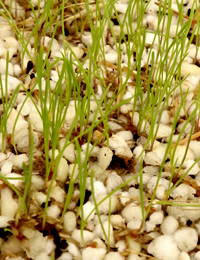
[1,0,200,254]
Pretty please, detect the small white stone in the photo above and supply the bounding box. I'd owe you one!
[0,216,14,228]
[127,254,143,260]
[150,210,164,225]
[29,110,43,132]
[63,211,76,233]
[71,229,96,245]
[105,50,118,64]
[111,214,125,228]
[13,64,22,76]
[64,104,76,128]
[179,252,190,260]
[189,141,200,160]
[59,139,75,163]
[46,204,61,219]
[104,252,125,260]
[119,191,130,206]
[95,194,118,214]
[153,143,167,162]
[35,192,48,206]
[147,123,172,139]
[161,215,179,235]
[108,134,128,149]
[115,240,126,252]
[183,159,200,176]
[0,58,13,75]
[148,235,180,260]
[31,175,45,190]
[194,251,200,260]
[49,186,65,204]
[147,177,172,200]
[1,187,18,218]
[11,154,29,169]
[126,236,141,252]
[167,205,200,222]
[86,179,107,197]
[98,147,113,170]
[67,243,81,258]
[56,157,69,183]
[144,151,162,166]
[82,248,107,260]
[116,131,133,141]
[171,145,195,166]
[82,201,95,221]
[121,203,143,223]
[106,172,123,193]
[181,62,200,77]
[68,164,79,181]
[5,173,23,187]
[57,252,72,260]
[174,227,198,252]
[170,184,189,199]
[1,160,13,175]
[127,219,142,231]
[93,221,115,246]
[115,147,133,159]
[145,221,156,232]
[81,32,93,47]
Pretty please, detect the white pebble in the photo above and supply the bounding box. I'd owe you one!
[194,251,200,260]
[116,131,133,141]
[170,184,189,199]
[95,194,118,214]
[82,248,106,260]
[167,205,200,222]
[46,204,61,219]
[82,201,95,221]
[189,141,200,160]
[0,58,13,75]
[1,187,18,218]
[121,203,143,223]
[63,211,76,233]
[59,139,75,163]
[150,210,164,224]
[161,215,179,235]
[93,221,115,246]
[68,243,81,258]
[104,252,125,260]
[174,227,198,252]
[115,240,126,252]
[56,157,69,182]
[1,160,13,175]
[13,64,22,76]
[71,229,96,245]
[98,147,113,170]
[110,214,125,228]
[148,235,180,260]
[172,145,195,166]
[3,173,22,187]
[181,62,200,77]
[31,175,44,190]
[179,252,191,260]
[29,110,43,132]
[127,219,142,231]
[183,159,200,176]
[49,186,65,204]
[0,216,14,228]
[106,172,123,193]
[57,252,72,260]
[115,147,133,159]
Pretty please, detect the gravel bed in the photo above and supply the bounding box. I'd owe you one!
[1,0,200,260]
